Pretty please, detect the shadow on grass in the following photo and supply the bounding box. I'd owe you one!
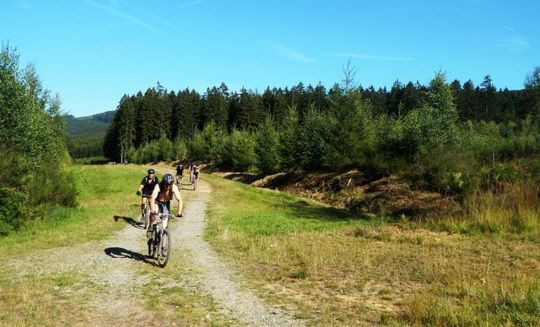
[276,198,372,223]
[113,215,143,229]
[222,172,263,184]
[218,171,373,223]
[104,247,158,267]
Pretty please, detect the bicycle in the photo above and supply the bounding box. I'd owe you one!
[140,195,152,229]
[175,174,183,189]
[192,173,198,191]
[147,212,175,268]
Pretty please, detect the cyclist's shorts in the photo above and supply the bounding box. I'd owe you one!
[142,191,153,197]
[157,201,170,214]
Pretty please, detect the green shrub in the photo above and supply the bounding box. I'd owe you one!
[28,161,78,207]
[255,117,280,174]
[172,139,188,162]
[227,129,256,171]
[0,186,28,236]
[188,130,206,161]
[295,108,339,170]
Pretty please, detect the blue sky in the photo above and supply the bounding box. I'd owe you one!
[2,0,539,117]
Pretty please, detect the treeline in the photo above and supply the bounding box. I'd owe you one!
[104,68,540,194]
[0,45,77,235]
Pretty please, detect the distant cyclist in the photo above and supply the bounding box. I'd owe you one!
[193,164,200,183]
[136,168,159,218]
[188,162,194,184]
[175,163,184,186]
[148,173,183,237]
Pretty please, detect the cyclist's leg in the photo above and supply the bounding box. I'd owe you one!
[162,202,170,229]
[147,200,159,236]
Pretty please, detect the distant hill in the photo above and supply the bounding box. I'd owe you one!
[64,110,115,158]
[64,110,115,136]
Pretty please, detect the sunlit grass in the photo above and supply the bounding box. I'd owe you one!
[0,271,98,326]
[0,164,156,259]
[428,180,540,235]
[204,173,540,325]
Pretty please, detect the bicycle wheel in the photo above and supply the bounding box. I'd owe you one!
[156,229,171,268]
[147,237,153,257]
[147,228,157,257]
[143,205,150,229]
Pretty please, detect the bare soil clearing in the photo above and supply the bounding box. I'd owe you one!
[212,169,460,218]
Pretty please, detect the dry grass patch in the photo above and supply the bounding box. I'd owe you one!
[205,174,540,326]
[138,247,240,326]
[0,270,99,326]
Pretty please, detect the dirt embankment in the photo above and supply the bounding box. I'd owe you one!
[209,168,460,218]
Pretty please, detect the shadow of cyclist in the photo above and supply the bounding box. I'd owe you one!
[104,247,158,267]
[113,215,143,229]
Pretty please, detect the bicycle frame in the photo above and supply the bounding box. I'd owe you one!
[148,213,175,267]
[141,195,152,229]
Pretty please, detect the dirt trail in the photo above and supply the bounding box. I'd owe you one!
[3,212,155,325]
[1,177,303,326]
[173,179,303,327]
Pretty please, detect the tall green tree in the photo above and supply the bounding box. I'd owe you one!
[279,105,300,168]
[524,66,540,123]
[227,128,256,170]
[255,117,280,174]
[237,88,265,130]
[202,83,229,130]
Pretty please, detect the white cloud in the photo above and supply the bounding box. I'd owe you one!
[82,0,159,33]
[180,0,209,8]
[325,52,413,62]
[269,42,316,64]
[498,36,530,53]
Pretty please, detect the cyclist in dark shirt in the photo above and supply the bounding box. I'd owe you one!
[136,168,159,217]
[175,164,184,186]
[149,173,183,237]
[193,164,199,181]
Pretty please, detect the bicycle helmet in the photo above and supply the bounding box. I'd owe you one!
[163,173,174,185]
[148,168,155,174]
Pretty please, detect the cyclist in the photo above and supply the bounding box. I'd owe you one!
[148,173,183,237]
[188,162,194,184]
[175,163,184,186]
[192,164,200,184]
[136,168,159,218]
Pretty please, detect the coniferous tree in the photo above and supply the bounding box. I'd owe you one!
[201,84,228,130]
[255,117,280,174]
[237,88,265,130]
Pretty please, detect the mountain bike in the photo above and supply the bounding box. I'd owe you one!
[175,174,183,189]
[147,213,175,268]
[192,173,198,191]
[140,195,151,229]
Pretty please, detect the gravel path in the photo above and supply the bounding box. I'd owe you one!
[3,212,155,325]
[174,179,303,327]
[1,176,303,326]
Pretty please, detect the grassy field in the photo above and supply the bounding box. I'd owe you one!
[0,164,150,258]
[0,165,234,326]
[204,173,540,326]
